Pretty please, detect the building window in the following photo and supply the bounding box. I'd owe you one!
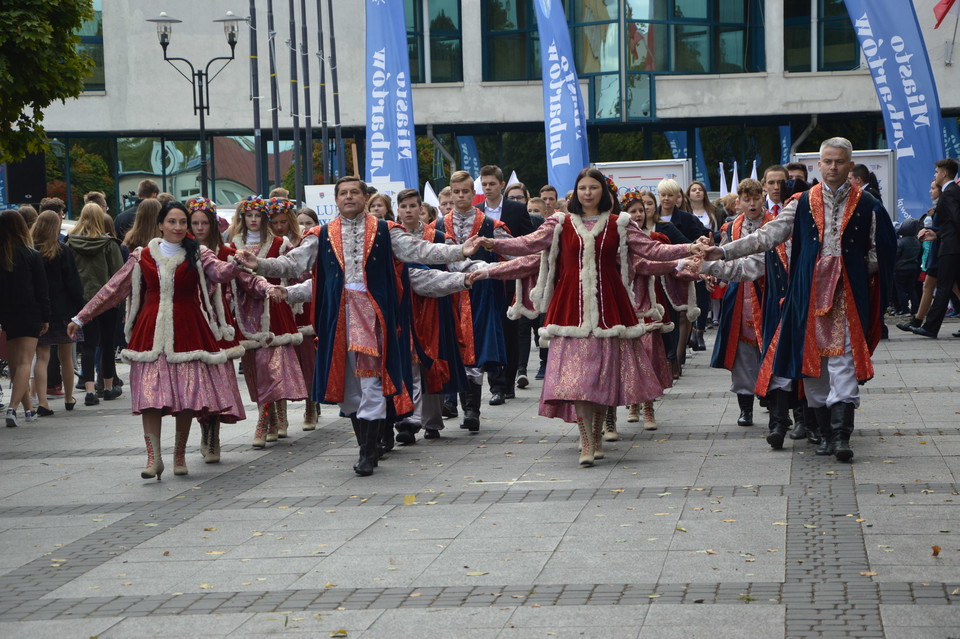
[784,0,859,72]
[483,1,763,122]
[79,0,104,91]
[406,0,463,83]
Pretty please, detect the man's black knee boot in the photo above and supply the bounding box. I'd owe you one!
[832,402,856,462]
[765,390,791,450]
[814,406,835,456]
[736,394,754,426]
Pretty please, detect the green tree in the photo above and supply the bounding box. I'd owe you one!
[0,0,95,163]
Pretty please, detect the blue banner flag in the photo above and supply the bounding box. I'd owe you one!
[0,163,7,207]
[664,131,687,159]
[365,0,418,188]
[457,135,482,178]
[943,118,960,159]
[694,129,711,191]
[844,0,945,219]
[533,0,589,194]
[779,125,792,165]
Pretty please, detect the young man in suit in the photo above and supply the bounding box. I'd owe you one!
[910,158,960,339]
[477,165,534,405]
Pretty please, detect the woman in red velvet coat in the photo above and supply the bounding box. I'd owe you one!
[68,202,281,480]
[474,169,702,468]
[229,197,307,447]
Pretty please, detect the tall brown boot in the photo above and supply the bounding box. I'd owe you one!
[204,418,221,463]
[141,433,164,481]
[265,403,279,442]
[173,428,189,476]
[276,400,289,439]
[303,400,317,431]
[252,405,269,448]
[577,417,594,467]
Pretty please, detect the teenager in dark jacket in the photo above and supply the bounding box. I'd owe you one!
[30,212,86,415]
[0,210,50,427]
[894,218,923,316]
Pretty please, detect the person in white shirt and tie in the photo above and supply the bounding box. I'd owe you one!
[763,165,789,216]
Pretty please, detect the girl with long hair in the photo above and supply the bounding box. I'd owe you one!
[66,203,124,406]
[68,202,280,479]
[30,211,86,415]
[367,193,394,221]
[472,169,701,467]
[0,210,50,427]
[123,199,163,250]
[229,196,307,446]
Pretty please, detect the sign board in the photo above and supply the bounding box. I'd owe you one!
[792,150,898,217]
[304,181,405,226]
[591,159,693,200]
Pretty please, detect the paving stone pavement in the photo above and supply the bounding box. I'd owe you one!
[0,318,958,638]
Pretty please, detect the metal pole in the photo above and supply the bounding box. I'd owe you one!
[249,0,266,195]
[197,69,209,198]
[287,0,302,201]
[266,0,281,191]
[299,0,314,188]
[326,0,345,177]
[315,0,329,184]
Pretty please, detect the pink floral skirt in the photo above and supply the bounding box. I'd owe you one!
[539,335,664,423]
[642,331,673,396]
[295,334,317,396]
[241,344,308,405]
[130,355,246,423]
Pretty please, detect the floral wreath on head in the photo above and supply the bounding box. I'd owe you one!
[619,188,646,209]
[239,195,266,214]
[185,196,217,216]
[265,197,296,219]
[604,174,619,198]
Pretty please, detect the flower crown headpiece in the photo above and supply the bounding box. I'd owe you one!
[265,197,296,219]
[604,175,619,197]
[239,195,266,214]
[620,188,645,208]
[186,196,217,216]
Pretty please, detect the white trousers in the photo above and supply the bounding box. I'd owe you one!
[730,342,760,395]
[339,351,387,420]
[802,330,860,408]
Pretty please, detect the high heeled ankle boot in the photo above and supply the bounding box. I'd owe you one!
[276,400,289,438]
[692,329,706,351]
[602,406,621,441]
[626,403,640,423]
[173,429,189,476]
[642,401,658,430]
[141,433,164,480]
[592,411,605,460]
[303,400,318,431]
[252,405,269,448]
[265,403,279,442]
[577,417,594,467]
[204,418,221,464]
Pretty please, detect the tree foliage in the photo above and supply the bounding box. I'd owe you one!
[0,0,95,163]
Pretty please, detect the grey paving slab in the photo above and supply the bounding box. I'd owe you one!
[0,324,958,638]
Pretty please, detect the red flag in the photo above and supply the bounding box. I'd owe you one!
[934,0,958,28]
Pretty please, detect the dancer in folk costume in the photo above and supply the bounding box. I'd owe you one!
[615,189,699,435]
[395,188,486,441]
[471,169,703,467]
[704,138,896,462]
[229,196,307,447]
[185,197,248,463]
[268,197,322,430]
[433,170,512,433]
[701,179,797,448]
[236,177,484,476]
[68,202,283,479]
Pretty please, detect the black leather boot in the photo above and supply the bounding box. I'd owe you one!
[379,420,395,455]
[895,316,922,332]
[353,418,378,476]
[832,402,856,462]
[459,382,481,432]
[350,413,361,446]
[765,390,791,450]
[813,406,835,456]
[788,405,808,440]
[692,329,706,351]
[802,404,821,445]
[736,394,754,426]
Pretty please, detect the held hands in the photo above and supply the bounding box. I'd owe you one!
[702,246,724,261]
[461,235,484,257]
[479,237,496,251]
[39,322,48,337]
[465,270,489,287]
[267,285,287,302]
[67,321,80,340]
[677,257,702,277]
[235,250,259,270]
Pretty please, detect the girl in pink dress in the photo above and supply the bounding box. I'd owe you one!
[229,197,307,447]
[68,202,280,479]
[268,198,320,430]
[473,169,701,467]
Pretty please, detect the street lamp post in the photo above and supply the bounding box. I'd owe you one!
[146,11,244,199]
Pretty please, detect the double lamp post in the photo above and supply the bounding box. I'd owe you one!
[146,11,245,199]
